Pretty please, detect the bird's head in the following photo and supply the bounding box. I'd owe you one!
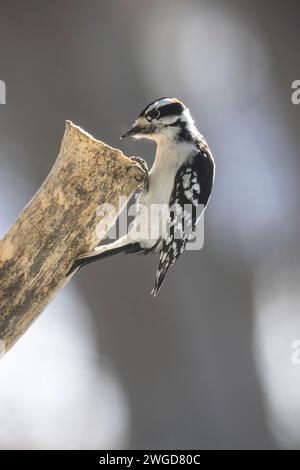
[121,97,196,143]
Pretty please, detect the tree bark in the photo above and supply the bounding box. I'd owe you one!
[0,121,144,356]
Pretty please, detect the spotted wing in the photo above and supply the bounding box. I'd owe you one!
[151,149,214,297]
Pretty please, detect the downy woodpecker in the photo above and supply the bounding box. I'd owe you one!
[68,98,215,296]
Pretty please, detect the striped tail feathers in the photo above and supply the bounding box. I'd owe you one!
[151,249,172,297]
[151,268,168,297]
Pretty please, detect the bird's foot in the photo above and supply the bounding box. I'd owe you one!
[130,156,149,192]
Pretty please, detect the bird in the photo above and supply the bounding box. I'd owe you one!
[68,97,215,296]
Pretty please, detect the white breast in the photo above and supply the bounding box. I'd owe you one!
[132,138,197,249]
[141,139,196,205]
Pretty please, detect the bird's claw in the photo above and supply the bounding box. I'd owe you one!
[130,156,149,192]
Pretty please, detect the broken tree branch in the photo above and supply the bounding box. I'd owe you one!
[0,121,145,356]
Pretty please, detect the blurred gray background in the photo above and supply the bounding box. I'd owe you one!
[0,0,300,449]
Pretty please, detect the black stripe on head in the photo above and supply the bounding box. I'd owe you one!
[139,97,170,117]
[157,101,184,118]
[176,120,193,142]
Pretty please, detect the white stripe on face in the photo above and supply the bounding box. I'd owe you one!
[146,98,174,114]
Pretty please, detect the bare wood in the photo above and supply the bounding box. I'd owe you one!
[0,121,144,355]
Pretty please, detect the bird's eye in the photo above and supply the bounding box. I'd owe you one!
[146,109,160,121]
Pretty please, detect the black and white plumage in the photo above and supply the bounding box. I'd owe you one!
[68,97,215,296]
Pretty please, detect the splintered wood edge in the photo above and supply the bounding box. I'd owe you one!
[64,120,144,182]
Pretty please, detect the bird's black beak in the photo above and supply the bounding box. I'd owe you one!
[120,125,141,139]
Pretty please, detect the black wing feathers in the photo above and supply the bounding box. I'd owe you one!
[151,148,214,296]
